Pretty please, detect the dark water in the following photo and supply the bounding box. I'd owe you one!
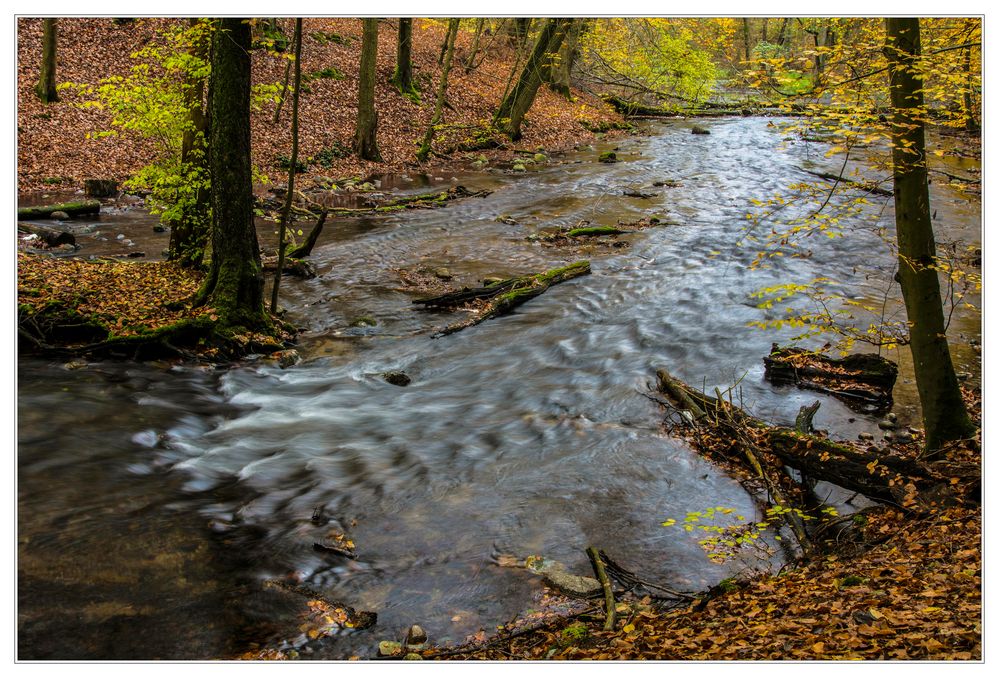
[17,118,981,659]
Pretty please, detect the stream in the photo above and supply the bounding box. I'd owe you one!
[17,117,981,659]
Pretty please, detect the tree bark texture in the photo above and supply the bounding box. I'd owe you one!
[416,18,459,162]
[494,18,572,140]
[198,18,267,329]
[354,18,383,161]
[391,18,415,94]
[884,18,975,454]
[36,18,59,103]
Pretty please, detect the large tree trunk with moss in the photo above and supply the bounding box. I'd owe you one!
[196,18,267,330]
[390,18,415,96]
[354,18,383,162]
[169,18,210,268]
[884,18,975,455]
[416,19,459,162]
[544,19,582,98]
[493,18,572,140]
[36,18,59,103]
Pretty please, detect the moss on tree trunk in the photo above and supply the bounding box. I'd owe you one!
[354,19,383,162]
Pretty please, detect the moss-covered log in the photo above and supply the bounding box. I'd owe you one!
[414,261,591,337]
[764,345,898,410]
[17,200,101,220]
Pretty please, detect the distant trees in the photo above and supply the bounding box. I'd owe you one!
[494,18,573,140]
[354,18,382,161]
[35,18,59,103]
[195,18,267,330]
[884,18,975,454]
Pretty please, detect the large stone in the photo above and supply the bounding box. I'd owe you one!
[378,641,403,657]
[383,371,411,387]
[691,125,711,135]
[405,624,428,645]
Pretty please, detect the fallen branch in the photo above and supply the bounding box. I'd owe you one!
[798,167,893,197]
[415,261,591,337]
[586,546,616,631]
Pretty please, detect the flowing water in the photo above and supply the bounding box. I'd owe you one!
[17,118,981,659]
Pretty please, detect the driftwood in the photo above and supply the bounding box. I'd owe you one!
[414,261,591,337]
[18,222,76,247]
[798,167,894,197]
[585,547,616,631]
[764,345,898,411]
[17,199,101,220]
[653,368,970,514]
[286,209,329,259]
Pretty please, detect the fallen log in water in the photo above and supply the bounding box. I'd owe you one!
[18,222,77,247]
[414,261,591,337]
[17,199,101,220]
[764,345,898,411]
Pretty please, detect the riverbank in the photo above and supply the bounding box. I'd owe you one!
[17,18,625,195]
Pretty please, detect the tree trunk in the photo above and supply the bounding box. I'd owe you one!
[884,18,975,454]
[962,42,979,132]
[169,18,210,268]
[36,18,59,103]
[391,18,415,95]
[196,18,267,330]
[416,18,459,162]
[741,18,751,62]
[464,18,485,72]
[506,18,532,48]
[544,19,582,98]
[494,18,572,140]
[776,17,790,46]
[354,18,383,162]
[270,18,303,314]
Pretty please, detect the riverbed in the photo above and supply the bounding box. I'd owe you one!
[17,117,981,659]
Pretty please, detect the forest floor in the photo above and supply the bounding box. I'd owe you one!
[16,17,625,195]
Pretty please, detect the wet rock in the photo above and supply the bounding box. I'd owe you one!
[526,556,601,598]
[378,641,403,657]
[534,153,547,163]
[691,125,710,135]
[858,432,875,441]
[512,163,527,172]
[496,215,517,225]
[887,412,897,422]
[957,371,971,381]
[127,251,146,258]
[405,624,428,645]
[383,371,411,387]
[153,224,167,233]
[433,267,452,280]
[349,316,378,328]
[63,359,88,370]
[482,276,504,286]
[116,233,126,240]
[877,419,897,430]
[597,151,618,163]
[404,653,423,660]
[50,210,70,220]
[270,349,300,368]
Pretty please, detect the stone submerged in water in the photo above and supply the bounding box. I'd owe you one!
[526,555,601,598]
[383,371,411,387]
[378,641,403,657]
[691,125,710,135]
[50,210,70,220]
[598,151,618,163]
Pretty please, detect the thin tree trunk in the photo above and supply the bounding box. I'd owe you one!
[417,18,459,162]
[169,18,210,268]
[494,18,572,140]
[195,17,267,329]
[884,18,975,454]
[391,18,415,95]
[742,18,751,62]
[273,54,292,123]
[271,18,303,315]
[464,18,485,72]
[36,18,59,103]
[962,42,979,132]
[354,18,382,162]
[776,17,790,46]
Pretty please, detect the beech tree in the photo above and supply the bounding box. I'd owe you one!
[390,18,416,97]
[494,18,573,140]
[354,18,382,161]
[195,18,267,330]
[416,18,459,162]
[884,18,975,454]
[36,18,59,103]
